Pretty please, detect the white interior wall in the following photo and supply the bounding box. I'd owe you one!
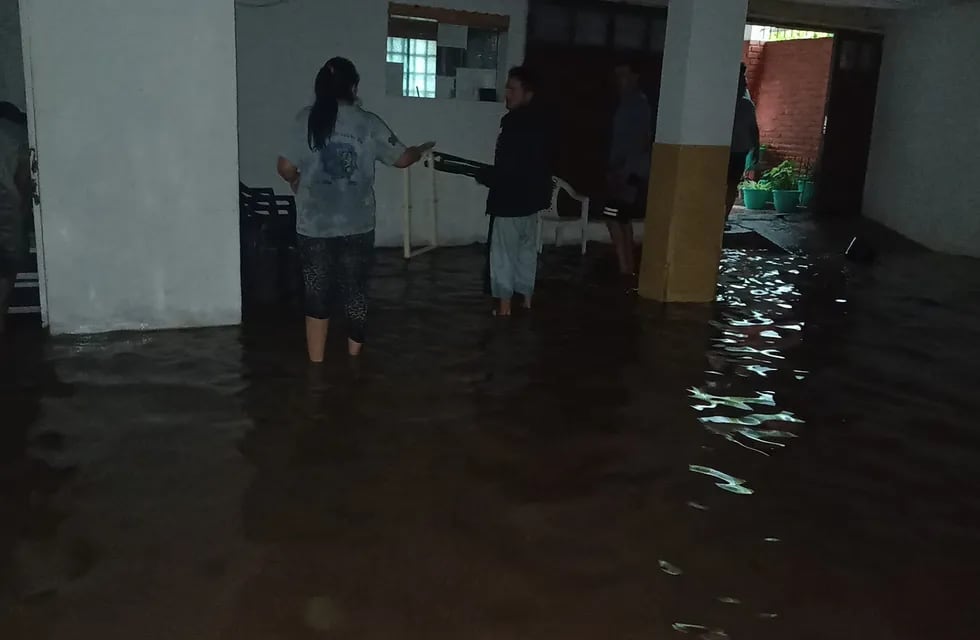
[863,2,980,258]
[24,0,241,333]
[0,0,26,108]
[236,0,527,247]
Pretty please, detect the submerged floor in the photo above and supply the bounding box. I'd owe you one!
[2,214,980,639]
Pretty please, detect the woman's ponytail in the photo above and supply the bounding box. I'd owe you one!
[307,57,360,151]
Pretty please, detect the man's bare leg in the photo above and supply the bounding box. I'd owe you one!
[496,297,512,317]
[622,221,636,275]
[606,221,631,275]
[305,317,329,363]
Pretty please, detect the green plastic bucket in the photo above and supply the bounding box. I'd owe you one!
[772,189,800,213]
[741,188,770,210]
[798,180,815,207]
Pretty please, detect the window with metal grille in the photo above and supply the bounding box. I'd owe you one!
[386,37,437,98]
[745,25,832,42]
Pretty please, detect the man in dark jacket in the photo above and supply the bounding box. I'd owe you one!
[477,66,554,316]
[0,102,30,334]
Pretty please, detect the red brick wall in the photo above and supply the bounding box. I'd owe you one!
[743,41,765,100]
[743,38,834,166]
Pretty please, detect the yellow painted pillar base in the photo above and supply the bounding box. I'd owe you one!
[638,142,730,303]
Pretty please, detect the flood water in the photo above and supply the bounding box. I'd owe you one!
[2,228,980,639]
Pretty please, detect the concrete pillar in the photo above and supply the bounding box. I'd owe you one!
[639,0,748,302]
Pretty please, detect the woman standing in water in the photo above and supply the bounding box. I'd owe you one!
[278,57,433,362]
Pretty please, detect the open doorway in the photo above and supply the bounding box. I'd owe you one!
[0,0,45,335]
[738,25,835,213]
[737,23,883,217]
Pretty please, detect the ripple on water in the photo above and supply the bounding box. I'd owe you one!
[689,465,754,495]
[671,623,730,639]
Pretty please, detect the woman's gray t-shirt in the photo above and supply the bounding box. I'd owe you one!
[283,104,406,238]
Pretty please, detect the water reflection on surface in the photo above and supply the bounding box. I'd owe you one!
[2,242,980,639]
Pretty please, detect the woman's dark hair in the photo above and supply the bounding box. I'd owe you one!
[308,57,359,151]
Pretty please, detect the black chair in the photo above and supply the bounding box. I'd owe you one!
[239,182,300,314]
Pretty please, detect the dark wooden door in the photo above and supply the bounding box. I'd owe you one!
[815,32,883,216]
[525,0,665,214]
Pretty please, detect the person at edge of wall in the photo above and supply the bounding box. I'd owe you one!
[276,57,434,363]
[726,62,761,227]
[602,59,652,289]
[0,101,31,336]
[475,66,555,317]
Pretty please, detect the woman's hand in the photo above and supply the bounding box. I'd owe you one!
[277,156,300,191]
[394,142,436,169]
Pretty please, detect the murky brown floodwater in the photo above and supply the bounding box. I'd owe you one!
[2,225,980,639]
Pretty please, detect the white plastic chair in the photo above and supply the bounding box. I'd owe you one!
[537,177,590,255]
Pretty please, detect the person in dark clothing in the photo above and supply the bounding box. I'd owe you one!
[0,102,30,334]
[604,61,651,281]
[476,66,554,317]
[726,63,760,221]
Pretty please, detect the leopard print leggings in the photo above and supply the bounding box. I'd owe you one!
[297,231,374,344]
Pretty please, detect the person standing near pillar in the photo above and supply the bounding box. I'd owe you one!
[726,63,760,221]
[477,66,554,317]
[637,0,749,303]
[0,102,31,335]
[604,61,652,283]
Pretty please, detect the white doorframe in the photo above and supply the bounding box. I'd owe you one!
[17,0,49,328]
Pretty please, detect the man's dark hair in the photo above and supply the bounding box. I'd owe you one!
[0,101,27,125]
[508,66,539,93]
[738,63,748,97]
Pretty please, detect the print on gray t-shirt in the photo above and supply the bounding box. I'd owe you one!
[283,104,406,239]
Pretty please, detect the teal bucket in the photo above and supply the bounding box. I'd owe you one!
[741,188,770,210]
[798,180,815,208]
[772,189,801,213]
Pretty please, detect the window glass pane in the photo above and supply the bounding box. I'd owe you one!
[387,33,483,99]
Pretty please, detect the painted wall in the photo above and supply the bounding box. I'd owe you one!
[24,0,241,333]
[863,3,980,258]
[236,0,528,248]
[0,0,25,108]
[743,38,833,166]
[656,0,747,147]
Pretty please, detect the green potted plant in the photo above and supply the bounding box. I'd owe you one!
[738,179,771,210]
[763,160,800,213]
[797,159,816,208]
